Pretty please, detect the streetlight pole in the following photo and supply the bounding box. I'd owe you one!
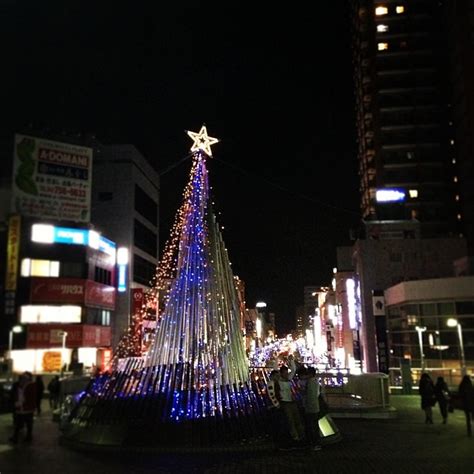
[447,318,466,376]
[415,326,427,372]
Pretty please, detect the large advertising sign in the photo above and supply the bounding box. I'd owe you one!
[30,277,116,310]
[12,134,93,222]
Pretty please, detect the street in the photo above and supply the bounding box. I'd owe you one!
[0,396,472,474]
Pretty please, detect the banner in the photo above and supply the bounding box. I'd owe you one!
[5,215,21,291]
[12,134,93,222]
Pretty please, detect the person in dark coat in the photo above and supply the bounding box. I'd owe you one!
[434,376,450,424]
[47,375,60,410]
[35,375,44,415]
[418,373,435,424]
[458,375,474,436]
[9,372,36,443]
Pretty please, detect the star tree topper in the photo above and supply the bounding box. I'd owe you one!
[187,125,219,157]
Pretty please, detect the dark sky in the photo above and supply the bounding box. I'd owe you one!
[2,2,359,334]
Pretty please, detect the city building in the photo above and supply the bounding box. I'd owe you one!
[385,275,474,385]
[91,144,159,347]
[350,0,460,237]
[338,220,467,372]
[6,219,117,373]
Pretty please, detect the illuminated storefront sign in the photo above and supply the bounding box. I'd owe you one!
[346,278,357,330]
[31,224,116,259]
[20,305,82,324]
[117,247,129,293]
[26,324,111,348]
[376,188,406,203]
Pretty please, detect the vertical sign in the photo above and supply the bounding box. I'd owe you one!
[372,290,389,374]
[12,134,93,222]
[5,215,21,291]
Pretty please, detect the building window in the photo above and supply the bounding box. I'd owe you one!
[375,6,388,15]
[455,195,460,201]
[98,191,113,201]
[377,24,389,33]
[396,6,405,14]
[20,305,82,323]
[378,42,389,51]
[94,266,112,285]
[134,185,158,226]
[454,176,458,183]
[408,189,418,198]
[21,259,60,277]
[457,213,462,220]
[134,219,158,257]
[133,253,156,286]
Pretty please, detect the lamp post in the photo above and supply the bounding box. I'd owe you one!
[447,318,466,376]
[59,331,68,376]
[415,326,427,371]
[8,325,23,380]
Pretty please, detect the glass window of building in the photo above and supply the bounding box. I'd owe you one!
[396,6,405,14]
[375,6,388,16]
[21,258,60,277]
[134,219,158,257]
[134,185,158,226]
[378,42,389,51]
[377,24,389,33]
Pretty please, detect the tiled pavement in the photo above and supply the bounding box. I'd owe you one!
[0,396,472,474]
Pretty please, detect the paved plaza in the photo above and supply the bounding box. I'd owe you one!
[0,396,472,474]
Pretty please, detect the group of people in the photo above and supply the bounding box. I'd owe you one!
[419,373,474,436]
[8,372,61,444]
[267,355,326,451]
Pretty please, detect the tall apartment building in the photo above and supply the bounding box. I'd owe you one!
[351,0,460,237]
[91,144,159,348]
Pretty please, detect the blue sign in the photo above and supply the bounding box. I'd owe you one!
[376,189,406,203]
[118,264,127,292]
[53,227,88,245]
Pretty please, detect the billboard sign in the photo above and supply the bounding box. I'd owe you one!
[27,324,111,348]
[12,134,93,222]
[5,215,21,291]
[30,277,116,310]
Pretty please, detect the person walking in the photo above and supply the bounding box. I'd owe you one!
[47,375,60,410]
[35,375,44,415]
[434,376,450,424]
[458,375,474,437]
[418,373,435,424]
[267,369,288,449]
[9,372,36,443]
[276,355,305,446]
[301,366,322,451]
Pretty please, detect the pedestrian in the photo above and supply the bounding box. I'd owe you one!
[434,376,450,424]
[276,355,305,446]
[35,375,44,415]
[458,375,474,437]
[301,366,322,451]
[47,375,60,410]
[9,372,36,444]
[266,369,287,449]
[418,373,435,424]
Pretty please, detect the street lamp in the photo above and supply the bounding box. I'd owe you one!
[8,325,23,354]
[415,326,427,371]
[447,318,466,376]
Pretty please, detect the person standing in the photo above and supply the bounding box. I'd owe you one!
[434,376,450,424]
[35,375,44,415]
[277,355,305,445]
[458,375,474,437]
[47,375,60,410]
[418,373,435,424]
[267,369,287,449]
[301,366,322,451]
[9,372,36,443]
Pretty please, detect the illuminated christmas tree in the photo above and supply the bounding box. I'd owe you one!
[64,126,267,448]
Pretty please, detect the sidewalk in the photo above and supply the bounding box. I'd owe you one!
[0,396,472,474]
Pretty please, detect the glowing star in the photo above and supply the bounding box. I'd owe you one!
[187,125,219,157]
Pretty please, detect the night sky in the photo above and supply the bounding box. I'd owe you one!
[2,2,359,334]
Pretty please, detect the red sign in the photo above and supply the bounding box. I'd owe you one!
[26,324,111,348]
[30,277,115,310]
[131,288,144,315]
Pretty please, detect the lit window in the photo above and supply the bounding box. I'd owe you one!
[396,6,405,14]
[452,158,456,164]
[450,139,455,145]
[457,214,462,220]
[455,195,460,201]
[375,6,388,15]
[21,258,60,277]
[408,189,418,198]
[20,305,82,323]
[377,24,389,33]
[378,42,389,51]
[454,176,458,183]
